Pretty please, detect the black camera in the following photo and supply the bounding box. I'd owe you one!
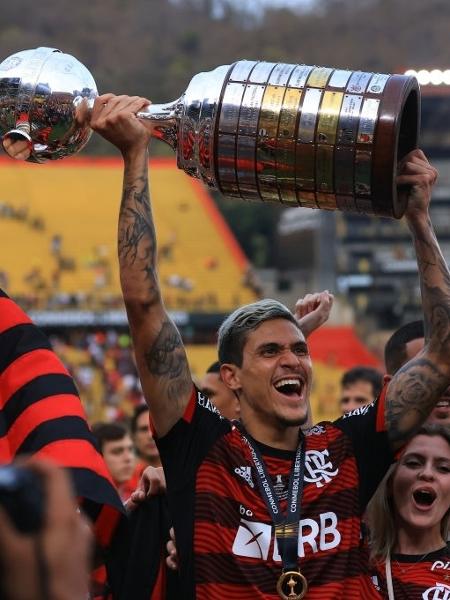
[0,465,44,533]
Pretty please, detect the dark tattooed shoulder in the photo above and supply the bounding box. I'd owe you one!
[386,357,449,444]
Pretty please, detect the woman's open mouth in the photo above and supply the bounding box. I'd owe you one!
[412,487,437,510]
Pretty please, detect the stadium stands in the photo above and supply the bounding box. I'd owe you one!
[0,157,257,312]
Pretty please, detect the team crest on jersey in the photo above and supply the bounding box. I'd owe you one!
[234,465,255,488]
[422,583,450,600]
[304,449,338,488]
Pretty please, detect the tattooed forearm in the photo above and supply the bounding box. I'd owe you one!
[411,216,450,338]
[119,177,154,262]
[118,161,160,302]
[144,321,192,406]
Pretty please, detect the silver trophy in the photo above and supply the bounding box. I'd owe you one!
[0,47,420,217]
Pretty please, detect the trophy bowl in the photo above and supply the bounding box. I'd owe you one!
[0,47,97,162]
[0,47,420,218]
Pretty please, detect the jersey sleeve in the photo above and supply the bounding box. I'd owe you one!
[333,384,395,509]
[154,385,232,490]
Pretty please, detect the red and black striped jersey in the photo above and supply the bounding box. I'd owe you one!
[156,386,394,599]
[0,289,123,543]
[369,544,450,599]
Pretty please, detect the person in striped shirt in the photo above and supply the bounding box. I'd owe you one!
[91,94,450,599]
[367,424,450,600]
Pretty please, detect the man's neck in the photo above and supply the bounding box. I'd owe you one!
[240,419,301,451]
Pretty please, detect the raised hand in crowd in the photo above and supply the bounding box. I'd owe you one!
[125,465,166,512]
[294,290,334,338]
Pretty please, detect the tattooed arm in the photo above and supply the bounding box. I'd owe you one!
[91,94,193,437]
[385,149,450,450]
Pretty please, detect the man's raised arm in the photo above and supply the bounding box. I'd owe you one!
[91,94,192,437]
[385,149,450,448]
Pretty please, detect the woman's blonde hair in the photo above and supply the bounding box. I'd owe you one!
[366,424,450,561]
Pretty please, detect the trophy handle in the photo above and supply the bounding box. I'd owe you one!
[136,97,184,151]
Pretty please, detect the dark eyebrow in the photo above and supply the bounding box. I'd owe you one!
[256,341,309,354]
[258,342,282,352]
[292,341,309,353]
[402,452,424,461]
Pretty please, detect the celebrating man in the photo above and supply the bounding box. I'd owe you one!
[91,94,450,599]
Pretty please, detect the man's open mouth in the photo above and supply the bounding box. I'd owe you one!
[436,399,450,409]
[274,378,304,397]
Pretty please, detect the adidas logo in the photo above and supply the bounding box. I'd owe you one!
[234,466,255,488]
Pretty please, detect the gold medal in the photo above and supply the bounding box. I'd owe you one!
[276,570,308,600]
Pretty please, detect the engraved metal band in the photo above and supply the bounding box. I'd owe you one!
[278,88,302,139]
[316,91,344,145]
[316,144,334,193]
[239,84,265,136]
[347,71,372,94]
[229,60,258,82]
[307,66,332,88]
[219,82,245,134]
[259,84,285,138]
[257,139,280,202]
[334,146,355,196]
[289,65,314,89]
[298,88,322,143]
[357,98,380,144]
[367,73,390,94]
[217,133,240,197]
[277,139,297,205]
[328,69,352,89]
[355,149,372,196]
[269,63,296,86]
[236,135,259,200]
[337,94,363,146]
[250,61,277,83]
[296,143,315,191]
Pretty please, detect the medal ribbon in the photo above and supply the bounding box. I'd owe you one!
[237,425,306,573]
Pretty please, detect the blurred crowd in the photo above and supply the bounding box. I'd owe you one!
[49,329,143,424]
